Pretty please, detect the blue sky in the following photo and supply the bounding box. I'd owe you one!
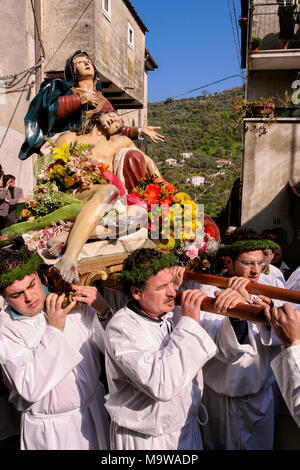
[132,0,244,102]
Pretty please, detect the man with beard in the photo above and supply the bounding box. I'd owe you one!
[104,247,244,450]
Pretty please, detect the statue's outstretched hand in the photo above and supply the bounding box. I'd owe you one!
[141,126,165,143]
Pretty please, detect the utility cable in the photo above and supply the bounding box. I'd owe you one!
[0,70,33,151]
[171,74,244,100]
[227,0,242,76]
[30,0,45,60]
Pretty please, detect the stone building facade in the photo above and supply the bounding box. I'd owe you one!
[240,0,300,268]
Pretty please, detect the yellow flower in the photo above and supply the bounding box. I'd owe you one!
[157,236,176,251]
[54,165,66,176]
[52,142,70,163]
[64,176,75,188]
[182,220,195,240]
[183,200,198,218]
[173,192,191,204]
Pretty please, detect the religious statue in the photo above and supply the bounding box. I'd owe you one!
[11,49,220,286]
[50,109,162,284]
[19,50,164,161]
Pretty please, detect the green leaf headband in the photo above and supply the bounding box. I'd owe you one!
[0,251,41,289]
[218,239,281,258]
[115,253,177,290]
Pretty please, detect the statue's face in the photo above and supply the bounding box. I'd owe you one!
[73,54,94,79]
[98,112,123,135]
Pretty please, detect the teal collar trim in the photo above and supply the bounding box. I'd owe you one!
[10,309,23,318]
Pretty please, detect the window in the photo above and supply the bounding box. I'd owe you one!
[102,0,111,21]
[128,22,134,50]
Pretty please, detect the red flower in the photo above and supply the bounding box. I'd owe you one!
[144,184,162,203]
[205,225,216,239]
[160,196,174,206]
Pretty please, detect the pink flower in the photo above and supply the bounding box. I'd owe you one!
[200,243,208,253]
[186,245,199,260]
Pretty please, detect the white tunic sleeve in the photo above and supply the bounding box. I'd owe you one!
[106,314,217,402]
[271,345,300,427]
[89,306,107,354]
[1,325,83,403]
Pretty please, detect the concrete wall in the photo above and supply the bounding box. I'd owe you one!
[247,70,300,104]
[241,119,300,264]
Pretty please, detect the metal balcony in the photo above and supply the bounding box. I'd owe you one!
[246,0,300,70]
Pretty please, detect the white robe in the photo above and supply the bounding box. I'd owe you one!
[0,303,109,450]
[259,264,287,289]
[271,344,300,428]
[182,280,283,450]
[286,266,300,309]
[104,305,217,450]
[286,266,300,292]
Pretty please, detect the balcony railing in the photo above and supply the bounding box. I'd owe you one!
[247,0,300,51]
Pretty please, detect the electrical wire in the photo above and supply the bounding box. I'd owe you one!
[0,64,40,89]
[30,0,45,60]
[227,0,242,76]
[0,71,33,151]
[171,74,244,100]
[232,0,245,81]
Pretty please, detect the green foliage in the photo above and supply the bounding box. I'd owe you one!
[146,86,244,217]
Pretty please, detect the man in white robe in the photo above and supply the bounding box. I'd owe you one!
[104,247,245,450]
[265,303,300,428]
[184,228,284,450]
[0,247,111,450]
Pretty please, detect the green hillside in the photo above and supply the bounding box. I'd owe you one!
[146,86,244,217]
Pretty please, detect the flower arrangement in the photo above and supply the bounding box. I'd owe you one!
[131,175,176,209]
[23,220,74,252]
[15,189,67,222]
[37,141,109,192]
[16,140,114,224]
[130,184,220,271]
[174,224,220,273]
[232,95,275,119]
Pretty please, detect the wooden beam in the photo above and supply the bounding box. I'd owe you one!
[103,91,126,98]
[114,104,143,109]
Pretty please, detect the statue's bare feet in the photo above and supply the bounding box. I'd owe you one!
[55,257,79,284]
[47,232,69,257]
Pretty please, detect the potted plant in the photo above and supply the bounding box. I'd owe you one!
[249,96,275,117]
[239,17,248,28]
[275,90,300,117]
[232,95,275,119]
[250,37,262,51]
